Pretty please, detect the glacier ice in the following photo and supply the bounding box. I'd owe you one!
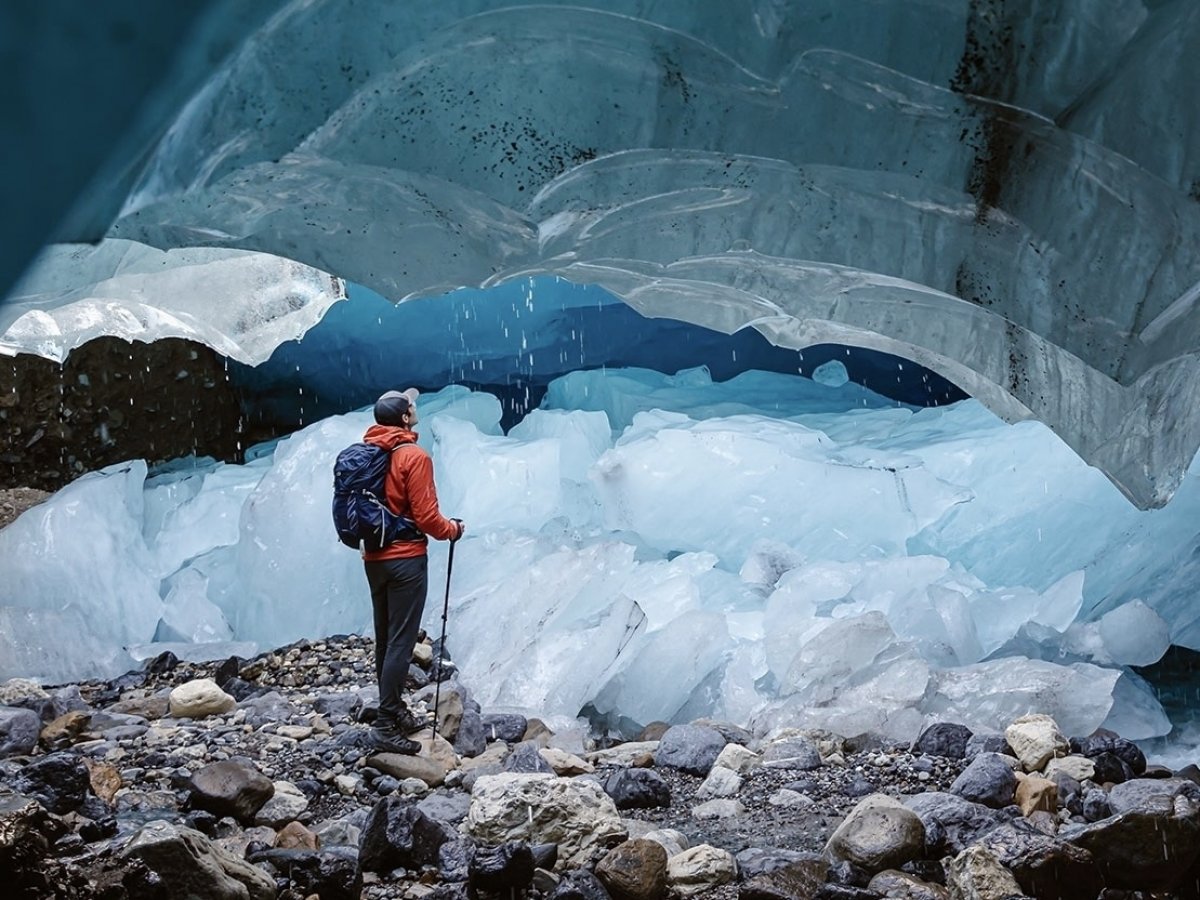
[6,367,1200,756]
[4,1,1200,509]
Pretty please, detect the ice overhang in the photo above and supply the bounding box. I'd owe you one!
[4,0,1200,509]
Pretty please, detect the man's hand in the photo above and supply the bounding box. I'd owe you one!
[452,518,465,540]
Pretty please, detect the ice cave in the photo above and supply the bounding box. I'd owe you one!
[3,0,1200,762]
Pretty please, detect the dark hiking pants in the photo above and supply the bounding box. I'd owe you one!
[364,555,428,727]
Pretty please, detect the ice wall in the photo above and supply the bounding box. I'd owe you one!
[4,0,1200,509]
[4,371,1193,749]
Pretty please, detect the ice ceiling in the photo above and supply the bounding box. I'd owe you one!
[4,0,1200,509]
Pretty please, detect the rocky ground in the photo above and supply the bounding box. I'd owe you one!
[2,631,1200,900]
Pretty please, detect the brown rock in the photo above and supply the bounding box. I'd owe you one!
[631,752,657,768]
[367,752,448,787]
[739,859,827,900]
[1015,774,1057,816]
[40,711,91,749]
[639,722,670,742]
[524,718,553,747]
[84,759,122,804]
[596,839,668,900]
[275,821,319,851]
[414,729,458,772]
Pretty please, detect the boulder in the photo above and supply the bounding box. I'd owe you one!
[504,740,556,773]
[14,751,91,814]
[439,837,476,882]
[38,710,91,749]
[738,858,827,900]
[1061,810,1200,891]
[912,723,973,760]
[238,691,295,727]
[904,793,1011,857]
[587,741,660,767]
[604,768,672,810]
[825,794,925,874]
[274,821,319,851]
[467,773,626,868]
[0,707,41,758]
[691,798,745,820]
[1004,714,1068,772]
[1107,777,1200,815]
[1073,729,1146,775]
[470,841,536,892]
[596,839,668,900]
[481,713,528,743]
[944,845,1022,900]
[976,823,1102,900]
[964,732,1012,761]
[189,760,274,822]
[950,753,1018,809]
[454,707,487,758]
[418,791,473,827]
[168,678,236,718]
[655,724,727,776]
[359,795,455,873]
[123,820,276,900]
[667,844,737,897]
[83,758,122,804]
[541,747,595,775]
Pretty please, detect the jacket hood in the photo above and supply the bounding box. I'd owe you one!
[363,424,419,450]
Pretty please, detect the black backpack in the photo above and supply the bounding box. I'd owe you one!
[332,442,424,551]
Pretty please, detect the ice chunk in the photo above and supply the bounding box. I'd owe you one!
[0,461,161,682]
[812,360,849,387]
[155,568,234,643]
[508,409,612,482]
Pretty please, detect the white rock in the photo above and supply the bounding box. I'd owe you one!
[667,844,737,897]
[946,845,1024,900]
[467,773,625,867]
[277,725,313,741]
[713,743,761,775]
[825,794,925,873]
[334,774,360,796]
[696,766,742,800]
[1004,714,1069,772]
[168,679,235,719]
[1043,755,1096,783]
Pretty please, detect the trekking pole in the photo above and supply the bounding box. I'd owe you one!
[432,522,460,739]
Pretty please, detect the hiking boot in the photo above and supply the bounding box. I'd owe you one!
[394,707,428,735]
[364,727,420,756]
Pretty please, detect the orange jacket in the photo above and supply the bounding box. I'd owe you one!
[360,425,460,560]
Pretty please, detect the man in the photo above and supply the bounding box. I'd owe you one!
[361,388,465,755]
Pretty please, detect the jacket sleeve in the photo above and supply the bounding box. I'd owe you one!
[394,446,459,540]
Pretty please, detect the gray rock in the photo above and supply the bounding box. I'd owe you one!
[964,732,1012,760]
[0,706,41,758]
[504,740,555,773]
[825,795,924,875]
[904,792,1010,855]
[949,753,1017,809]
[912,723,973,760]
[735,848,822,879]
[418,791,473,826]
[760,734,822,771]
[1107,777,1200,815]
[360,795,455,873]
[123,820,276,900]
[976,823,1102,900]
[1081,788,1110,822]
[1061,811,1200,892]
[238,690,296,726]
[1073,729,1146,775]
[14,751,91,813]
[439,837,476,882]
[739,859,828,900]
[313,691,362,722]
[655,724,726,776]
[189,759,275,822]
[604,768,671,810]
[471,841,536,892]
[454,707,486,758]
[548,870,613,900]
[481,713,528,743]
